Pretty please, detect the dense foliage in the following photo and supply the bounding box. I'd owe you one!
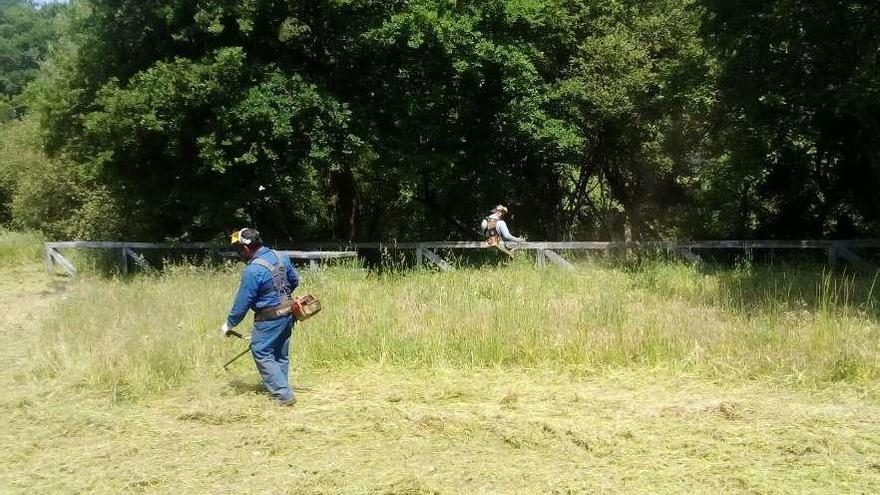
[703,0,880,239]
[1,0,877,241]
[0,0,63,118]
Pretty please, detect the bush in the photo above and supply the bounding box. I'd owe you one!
[0,116,42,224]
[0,114,123,239]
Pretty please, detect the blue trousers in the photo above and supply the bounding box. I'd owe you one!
[250,315,294,402]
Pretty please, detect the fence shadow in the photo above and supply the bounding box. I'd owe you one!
[619,252,879,321]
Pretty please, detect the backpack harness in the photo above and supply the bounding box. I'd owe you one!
[483,216,500,247]
[251,251,294,322]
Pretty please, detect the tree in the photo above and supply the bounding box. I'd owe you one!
[0,0,64,119]
[703,0,880,238]
[26,0,713,241]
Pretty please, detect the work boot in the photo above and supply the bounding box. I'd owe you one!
[278,396,297,407]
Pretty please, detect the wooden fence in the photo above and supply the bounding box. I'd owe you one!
[289,240,880,272]
[43,241,357,276]
[45,239,880,276]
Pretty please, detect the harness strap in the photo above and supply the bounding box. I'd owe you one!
[250,251,293,321]
[483,216,500,246]
[254,304,293,321]
[251,251,291,297]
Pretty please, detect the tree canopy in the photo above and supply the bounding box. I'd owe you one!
[1,0,878,242]
[0,0,64,118]
[704,0,880,238]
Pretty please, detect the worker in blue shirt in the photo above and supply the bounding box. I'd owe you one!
[220,228,300,406]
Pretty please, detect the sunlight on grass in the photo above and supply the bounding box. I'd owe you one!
[27,257,880,399]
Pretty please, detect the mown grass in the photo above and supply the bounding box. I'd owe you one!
[7,367,880,494]
[27,253,880,400]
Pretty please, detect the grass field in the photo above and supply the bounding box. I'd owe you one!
[2,233,880,493]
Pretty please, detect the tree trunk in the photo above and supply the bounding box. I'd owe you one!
[623,201,642,242]
[332,165,358,241]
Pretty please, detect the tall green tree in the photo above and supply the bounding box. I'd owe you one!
[0,0,64,118]
[703,0,880,238]
[27,0,713,241]
[0,0,66,224]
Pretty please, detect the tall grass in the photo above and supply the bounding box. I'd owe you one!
[27,257,880,399]
[0,229,43,267]
[0,229,130,275]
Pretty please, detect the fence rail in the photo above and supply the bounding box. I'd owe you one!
[290,239,880,272]
[44,239,880,276]
[43,241,358,276]
[291,240,880,250]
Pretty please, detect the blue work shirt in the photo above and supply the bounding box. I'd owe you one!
[226,247,300,328]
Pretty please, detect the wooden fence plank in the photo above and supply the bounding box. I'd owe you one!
[46,241,216,249]
[125,247,151,270]
[422,249,451,271]
[45,239,880,252]
[48,248,76,276]
[835,246,877,272]
[543,249,574,271]
[47,239,880,252]
[276,251,358,260]
[43,240,880,276]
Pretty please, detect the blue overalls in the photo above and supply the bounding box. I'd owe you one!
[226,247,300,402]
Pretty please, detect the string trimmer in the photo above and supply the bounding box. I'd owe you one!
[222,330,251,371]
[221,294,323,371]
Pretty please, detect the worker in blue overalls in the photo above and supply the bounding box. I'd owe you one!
[220,228,300,406]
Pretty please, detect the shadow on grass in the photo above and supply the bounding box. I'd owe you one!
[36,278,69,297]
[225,379,266,395]
[225,379,314,396]
[618,252,879,320]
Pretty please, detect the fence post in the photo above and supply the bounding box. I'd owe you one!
[44,244,54,273]
[120,243,129,276]
[543,249,575,271]
[827,244,838,268]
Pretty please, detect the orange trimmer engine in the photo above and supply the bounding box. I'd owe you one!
[292,294,322,321]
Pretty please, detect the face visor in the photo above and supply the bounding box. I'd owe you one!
[230,228,260,260]
[230,229,253,247]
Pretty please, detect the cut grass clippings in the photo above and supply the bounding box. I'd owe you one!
[4,367,880,494]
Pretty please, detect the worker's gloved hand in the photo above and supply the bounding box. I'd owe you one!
[220,321,233,338]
